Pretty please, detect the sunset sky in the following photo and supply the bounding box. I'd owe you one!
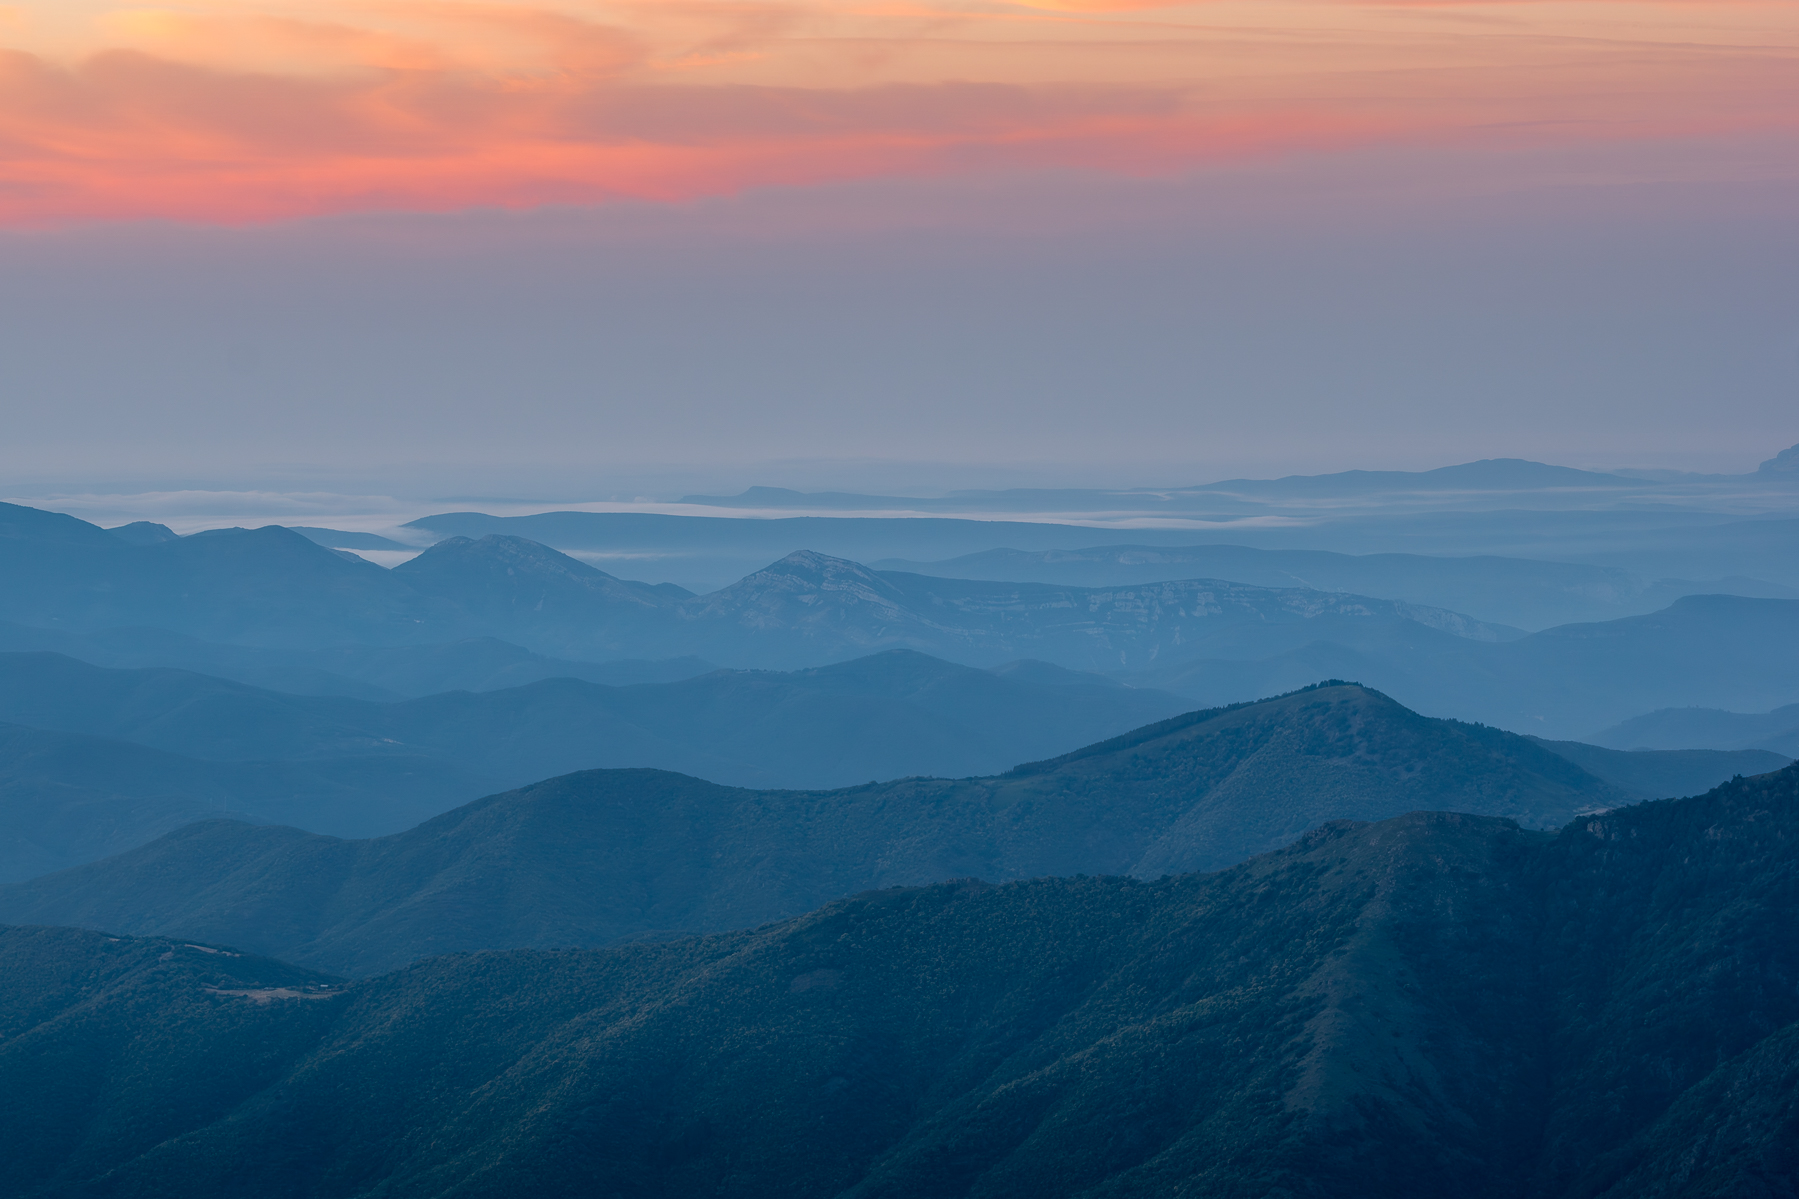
[1,1,1796,491]
[3,0,1795,225]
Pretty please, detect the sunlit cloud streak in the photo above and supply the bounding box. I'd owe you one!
[0,0,1795,224]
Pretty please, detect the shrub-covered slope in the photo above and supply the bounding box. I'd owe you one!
[2,764,1793,1198]
[0,684,1629,975]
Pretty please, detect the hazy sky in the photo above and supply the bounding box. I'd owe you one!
[1,0,1796,497]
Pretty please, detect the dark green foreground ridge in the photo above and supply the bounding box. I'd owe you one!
[3,763,1795,1198]
[0,683,1631,975]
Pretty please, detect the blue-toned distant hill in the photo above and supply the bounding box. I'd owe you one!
[0,503,466,646]
[874,543,1796,630]
[286,526,415,551]
[104,520,178,545]
[639,547,1520,670]
[680,458,1637,510]
[406,501,1799,596]
[2,503,1511,664]
[392,536,1527,670]
[2,647,1766,885]
[1133,594,1799,738]
[0,721,474,884]
[1,501,1525,667]
[0,619,713,699]
[1591,702,1799,756]
[0,648,1189,876]
[0,683,1634,974]
[2,765,1794,1198]
[7,502,1796,735]
[1527,737,1788,800]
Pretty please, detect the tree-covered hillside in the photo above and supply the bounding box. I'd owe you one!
[2,763,1793,1198]
[0,683,1629,975]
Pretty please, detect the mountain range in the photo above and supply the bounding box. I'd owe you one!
[1592,702,1799,756]
[0,682,1646,975]
[3,762,1793,1197]
[677,457,1645,509]
[408,449,1799,593]
[4,646,1781,888]
[637,548,1518,671]
[0,504,460,646]
[1133,593,1799,737]
[0,619,716,700]
[680,453,1799,514]
[873,543,1795,631]
[1,503,1517,669]
[1525,738,1789,802]
[0,648,1188,877]
[7,499,1798,738]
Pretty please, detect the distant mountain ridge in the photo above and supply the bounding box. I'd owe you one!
[7,501,1796,736]
[679,458,1638,509]
[2,647,1769,885]
[0,648,1191,875]
[648,548,1520,670]
[0,720,476,884]
[402,498,1799,598]
[873,543,1796,631]
[1132,593,1799,738]
[2,764,1794,1197]
[0,504,464,646]
[1526,737,1788,801]
[0,619,715,699]
[1760,441,1799,474]
[1592,702,1799,756]
[0,683,1633,975]
[2,502,1523,669]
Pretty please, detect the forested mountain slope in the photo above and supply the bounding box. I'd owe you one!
[0,684,1628,974]
[2,764,1792,1198]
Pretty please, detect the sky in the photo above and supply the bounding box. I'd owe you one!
[1,0,1797,500]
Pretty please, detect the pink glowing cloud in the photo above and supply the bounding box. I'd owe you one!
[0,0,1794,225]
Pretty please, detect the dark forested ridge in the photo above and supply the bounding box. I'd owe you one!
[2,764,1794,1199]
[0,683,1633,975]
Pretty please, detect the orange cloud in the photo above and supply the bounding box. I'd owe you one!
[0,0,1794,225]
